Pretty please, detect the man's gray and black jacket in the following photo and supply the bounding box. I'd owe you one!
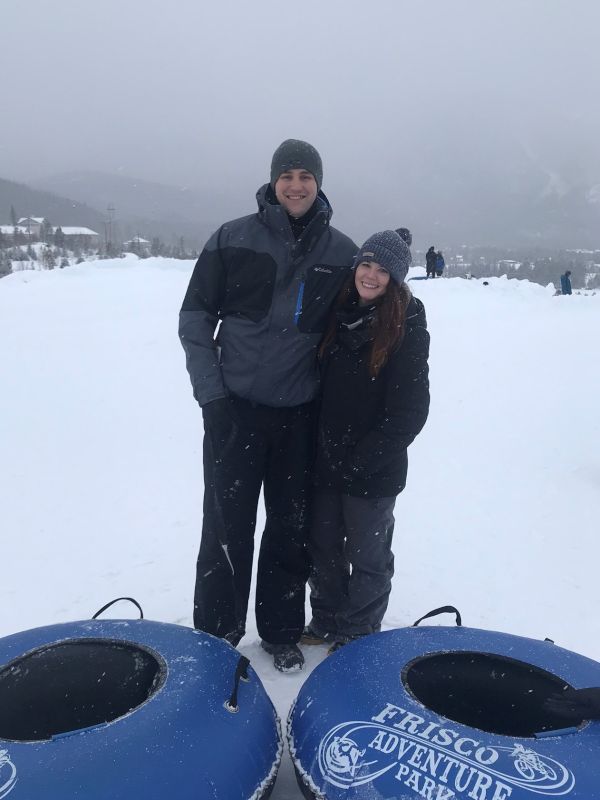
[179,184,357,407]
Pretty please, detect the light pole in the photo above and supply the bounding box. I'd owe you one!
[106,204,115,254]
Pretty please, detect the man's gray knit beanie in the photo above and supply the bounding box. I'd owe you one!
[270,139,323,189]
[354,230,412,285]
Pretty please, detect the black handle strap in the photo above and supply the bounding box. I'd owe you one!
[92,597,144,620]
[225,655,250,713]
[412,605,462,627]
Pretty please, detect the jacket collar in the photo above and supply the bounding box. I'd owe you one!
[335,299,376,351]
[255,183,332,245]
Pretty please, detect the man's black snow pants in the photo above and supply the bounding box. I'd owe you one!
[194,395,315,645]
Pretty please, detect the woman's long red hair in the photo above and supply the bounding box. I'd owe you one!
[319,274,411,377]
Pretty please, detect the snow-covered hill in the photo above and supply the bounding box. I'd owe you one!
[2,257,599,799]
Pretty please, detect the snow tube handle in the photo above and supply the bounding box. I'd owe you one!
[92,597,144,620]
[412,605,462,627]
[225,655,251,713]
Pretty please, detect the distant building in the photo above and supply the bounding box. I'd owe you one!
[0,225,29,240]
[54,227,100,247]
[18,217,46,237]
[1,221,99,249]
[498,259,521,271]
[124,236,151,252]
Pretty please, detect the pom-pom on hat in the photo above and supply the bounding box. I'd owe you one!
[270,139,323,189]
[354,230,412,285]
[395,227,412,247]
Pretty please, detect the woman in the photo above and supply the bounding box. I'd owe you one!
[435,250,445,277]
[304,230,430,652]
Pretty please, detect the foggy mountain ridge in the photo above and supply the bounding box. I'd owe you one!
[31,171,224,248]
[30,161,600,251]
[1,173,221,249]
[401,135,600,249]
[0,177,108,235]
[4,159,600,252]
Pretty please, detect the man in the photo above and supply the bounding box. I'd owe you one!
[425,245,437,278]
[179,139,357,671]
[560,269,572,295]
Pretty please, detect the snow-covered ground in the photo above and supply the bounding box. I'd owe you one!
[1,257,599,798]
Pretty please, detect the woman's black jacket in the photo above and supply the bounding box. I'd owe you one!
[314,294,430,498]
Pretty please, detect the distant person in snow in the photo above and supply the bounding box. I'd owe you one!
[435,250,445,277]
[303,231,430,653]
[560,270,572,295]
[179,139,357,672]
[426,245,437,278]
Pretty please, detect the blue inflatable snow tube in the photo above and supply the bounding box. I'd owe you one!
[0,619,281,799]
[289,623,600,799]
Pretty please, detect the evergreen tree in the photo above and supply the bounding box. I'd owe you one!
[10,205,17,227]
[0,250,11,278]
[54,227,65,248]
[41,219,53,243]
[174,236,188,259]
[151,237,164,257]
[42,247,56,270]
[8,247,26,263]
[105,240,120,258]
[588,271,600,290]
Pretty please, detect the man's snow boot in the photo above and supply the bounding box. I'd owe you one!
[327,639,348,655]
[300,625,333,646]
[327,634,368,656]
[261,640,304,672]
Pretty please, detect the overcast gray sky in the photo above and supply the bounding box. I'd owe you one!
[2,0,599,243]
